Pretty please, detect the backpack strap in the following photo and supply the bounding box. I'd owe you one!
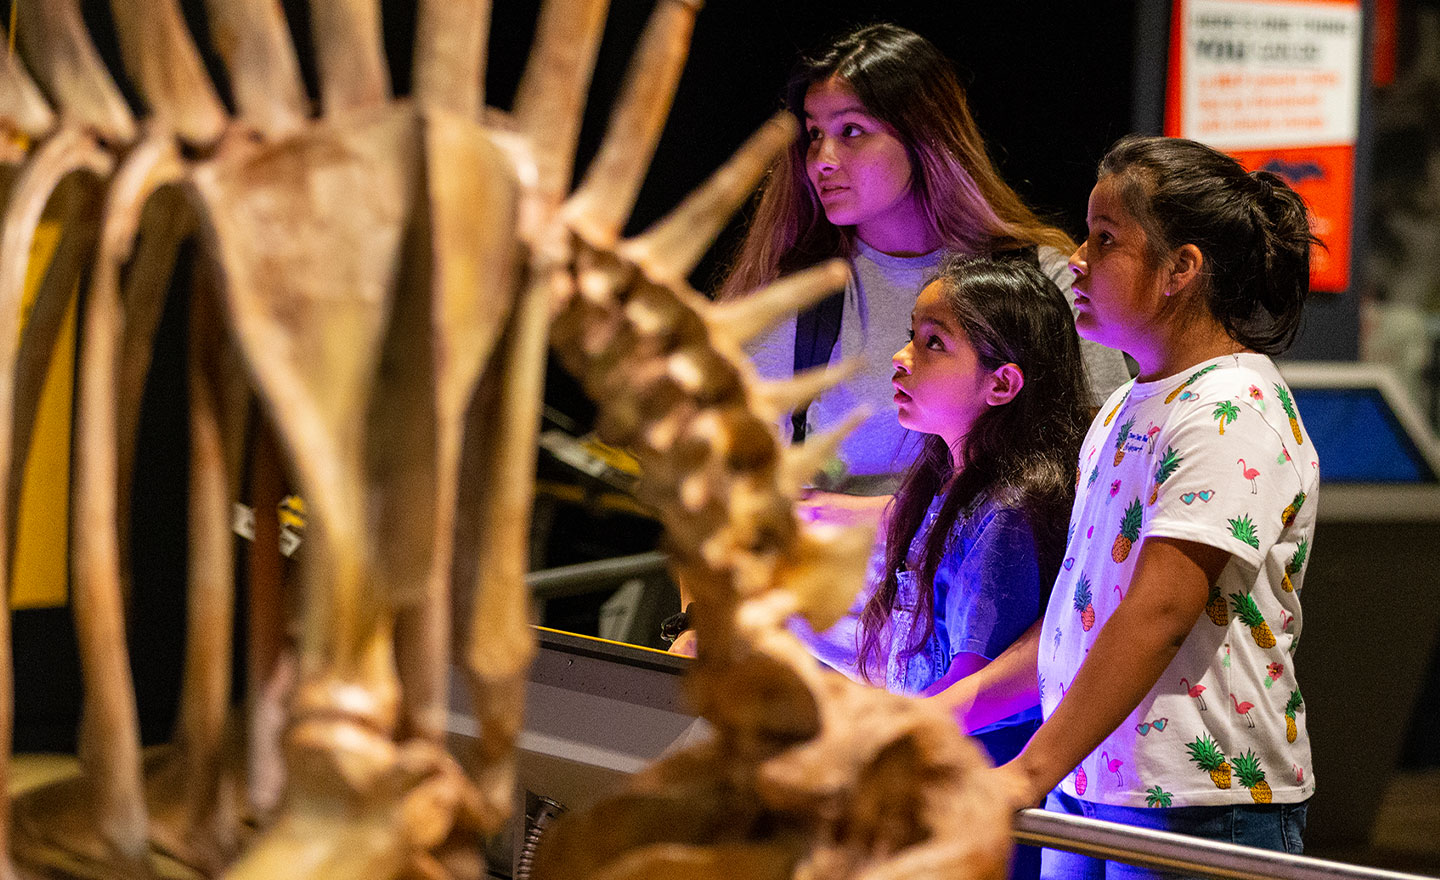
[791,288,844,442]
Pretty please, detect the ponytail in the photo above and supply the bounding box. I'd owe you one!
[1098,136,1322,355]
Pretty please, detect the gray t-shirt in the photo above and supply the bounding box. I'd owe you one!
[747,241,1131,495]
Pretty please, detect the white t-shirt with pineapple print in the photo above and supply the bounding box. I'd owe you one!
[1038,353,1317,809]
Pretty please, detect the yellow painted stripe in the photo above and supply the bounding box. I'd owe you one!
[533,625,680,658]
[12,220,75,610]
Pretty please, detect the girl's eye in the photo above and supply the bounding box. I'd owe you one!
[807,126,821,142]
[1093,230,1114,247]
[841,123,864,137]
[926,335,944,351]
[906,328,915,341]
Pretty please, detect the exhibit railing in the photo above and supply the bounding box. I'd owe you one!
[522,555,1437,880]
[1016,809,1434,880]
[526,551,668,602]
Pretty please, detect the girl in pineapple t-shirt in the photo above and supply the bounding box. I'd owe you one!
[933,136,1320,877]
[1044,352,1316,810]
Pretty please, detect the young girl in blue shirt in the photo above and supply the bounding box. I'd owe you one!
[939,136,1320,878]
[798,255,1092,879]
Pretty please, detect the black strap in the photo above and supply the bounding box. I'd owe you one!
[791,289,844,442]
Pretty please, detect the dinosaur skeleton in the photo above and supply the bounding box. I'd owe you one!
[0,1,1010,878]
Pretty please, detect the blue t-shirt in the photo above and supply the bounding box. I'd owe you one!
[794,491,1044,738]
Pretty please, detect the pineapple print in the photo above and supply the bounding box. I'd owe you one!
[1149,446,1182,505]
[1227,514,1260,549]
[1281,491,1307,527]
[1112,499,1142,563]
[1165,363,1220,404]
[1103,394,1126,427]
[1185,734,1232,789]
[1281,538,1309,592]
[1234,750,1273,804]
[1145,785,1174,808]
[1074,576,1096,631]
[1275,383,1303,445]
[1212,400,1240,435]
[1230,592,1276,648]
[1205,584,1229,626]
[1113,417,1135,466]
[1284,689,1304,743]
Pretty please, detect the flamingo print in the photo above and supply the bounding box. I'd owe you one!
[1238,458,1260,494]
[1114,584,1125,605]
[1101,750,1124,786]
[1294,764,1305,785]
[1180,676,1207,710]
[1230,693,1256,728]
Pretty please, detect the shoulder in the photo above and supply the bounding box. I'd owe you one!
[961,493,1038,549]
[1036,245,1075,293]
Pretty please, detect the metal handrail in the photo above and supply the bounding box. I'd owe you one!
[1016,808,1436,880]
[525,551,670,601]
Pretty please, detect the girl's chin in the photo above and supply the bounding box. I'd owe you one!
[1074,314,1113,347]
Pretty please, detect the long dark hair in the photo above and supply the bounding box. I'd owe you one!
[1097,135,1321,354]
[856,257,1090,679]
[717,23,1073,299]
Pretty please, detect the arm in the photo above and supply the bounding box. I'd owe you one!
[798,489,891,529]
[989,535,1229,809]
[923,620,1041,730]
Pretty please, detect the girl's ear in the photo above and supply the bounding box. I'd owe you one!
[1167,243,1205,296]
[985,363,1025,407]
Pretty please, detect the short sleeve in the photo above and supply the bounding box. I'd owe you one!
[937,506,1043,660]
[1144,394,1298,572]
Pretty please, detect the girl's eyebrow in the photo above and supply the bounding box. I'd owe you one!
[912,313,956,335]
[804,104,874,120]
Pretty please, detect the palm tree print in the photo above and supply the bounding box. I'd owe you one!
[1212,400,1240,435]
[1145,785,1174,807]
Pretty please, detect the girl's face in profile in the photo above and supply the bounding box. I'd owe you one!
[1068,175,1170,355]
[804,77,924,251]
[891,280,997,455]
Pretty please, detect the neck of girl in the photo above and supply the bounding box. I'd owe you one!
[854,198,942,257]
[1131,310,1250,383]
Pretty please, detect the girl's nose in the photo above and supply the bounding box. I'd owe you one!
[1068,242,1088,278]
[811,135,838,171]
[892,343,912,373]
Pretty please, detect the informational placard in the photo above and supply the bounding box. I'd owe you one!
[1165,0,1364,292]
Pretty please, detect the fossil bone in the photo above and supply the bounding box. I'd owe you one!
[0,1,1013,879]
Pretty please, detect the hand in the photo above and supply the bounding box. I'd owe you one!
[797,490,891,528]
[668,630,697,657]
[985,760,1048,813]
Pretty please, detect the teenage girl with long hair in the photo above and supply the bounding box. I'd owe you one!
[725,23,1129,525]
[941,136,1321,877]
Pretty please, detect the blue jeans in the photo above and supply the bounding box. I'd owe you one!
[975,720,1042,880]
[1038,790,1308,880]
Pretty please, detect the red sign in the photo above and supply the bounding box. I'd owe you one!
[1165,0,1363,292]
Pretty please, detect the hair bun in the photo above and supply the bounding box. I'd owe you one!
[1248,169,1278,202]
